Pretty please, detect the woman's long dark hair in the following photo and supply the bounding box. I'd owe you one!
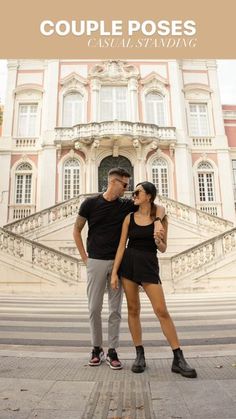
[136,181,168,230]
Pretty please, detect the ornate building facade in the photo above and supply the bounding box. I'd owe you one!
[1,59,236,226]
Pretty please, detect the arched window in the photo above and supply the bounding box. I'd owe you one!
[100,86,127,121]
[15,163,33,204]
[145,92,165,126]
[63,93,83,126]
[152,158,169,197]
[98,156,133,192]
[197,161,215,202]
[63,159,80,200]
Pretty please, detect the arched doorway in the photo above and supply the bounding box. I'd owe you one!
[98,156,134,192]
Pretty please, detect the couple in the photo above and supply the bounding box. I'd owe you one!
[73,167,197,378]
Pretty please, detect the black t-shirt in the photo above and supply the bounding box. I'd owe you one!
[79,194,136,260]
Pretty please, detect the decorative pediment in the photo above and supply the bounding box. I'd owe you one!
[89,60,139,82]
[13,84,44,96]
[141,72,168,86]
[60,72,88,94]
[141,73,169,96]
[183,83,213,100]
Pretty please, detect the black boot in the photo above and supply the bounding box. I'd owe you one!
[131,345,146,373]
[172,348,197,378]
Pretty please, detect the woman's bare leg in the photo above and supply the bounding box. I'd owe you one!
[122,277,142,346]
[142,283,180,349]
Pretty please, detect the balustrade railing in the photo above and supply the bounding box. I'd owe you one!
[55,121,176,142]
[9,205,36,221]
[0,228,82,283]
[12,138,38,149]
[191,137,212,148]
[5,194,233,236]
[171,227,236,280]
[5,195,88,235]
[158,196,232,232]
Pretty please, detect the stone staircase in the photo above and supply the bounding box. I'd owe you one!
[0,227,84,294]
[4,194,233,258]
[2,194,236,293]
[160,227,236,293]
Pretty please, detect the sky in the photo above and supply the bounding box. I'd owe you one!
[0,59,236,105]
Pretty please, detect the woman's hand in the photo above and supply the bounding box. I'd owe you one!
[111,273,119,290]
[153,220,165,241]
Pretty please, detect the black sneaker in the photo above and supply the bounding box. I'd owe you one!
[89,347,104,366]
[106,348,123,370]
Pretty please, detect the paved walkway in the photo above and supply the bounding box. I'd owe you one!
[0,292,235,418]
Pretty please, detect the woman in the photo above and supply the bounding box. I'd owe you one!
[111,181,197,378]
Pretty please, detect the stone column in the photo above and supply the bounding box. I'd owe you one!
[132,139,145,184]
[217,150,235,222]
[175,144,194,206]
[2,60,18,138]
[128,78,138,122]
[90,79,100,122]
[169,60,195,206]
[0,60,18,225]
[38,60,59,210]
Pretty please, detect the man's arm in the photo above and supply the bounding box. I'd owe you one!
[73,215,88,264]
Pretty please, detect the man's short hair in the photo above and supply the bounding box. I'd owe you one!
[108,167,131,178]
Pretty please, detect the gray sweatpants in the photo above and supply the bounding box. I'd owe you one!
[86,258,123,349]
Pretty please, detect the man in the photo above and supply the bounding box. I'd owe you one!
[73,167,165,369]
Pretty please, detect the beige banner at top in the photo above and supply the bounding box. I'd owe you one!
[0,0,235,58]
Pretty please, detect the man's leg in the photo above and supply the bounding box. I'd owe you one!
[107,260,123,349]
[87,258,109,347]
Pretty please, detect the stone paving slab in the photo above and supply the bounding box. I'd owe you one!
[0,355,235,381]
[0,355,235,418]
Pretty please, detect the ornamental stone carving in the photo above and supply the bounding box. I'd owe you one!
[60,72,88,95]
[89,60,139,82]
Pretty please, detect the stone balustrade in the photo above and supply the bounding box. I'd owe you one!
[5,193,233,236]
[191,137,212,148]
[5,195,88,235]
[158,196,232,232]
[171,227,236,280]
[9,205,36,221]
[13,138,38,148]
[55,121,176,142]
[0,227,82,283]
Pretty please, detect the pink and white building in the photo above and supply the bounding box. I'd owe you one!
[1,59,236,225]
[0,59,236,293]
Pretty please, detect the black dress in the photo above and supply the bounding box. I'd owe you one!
[119,213,161,285]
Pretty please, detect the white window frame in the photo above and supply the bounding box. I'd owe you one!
[197,171,215,203]
[151,158,169,197]
[145,92,166,126]
[10,159,37,210]
[189,103,210,137]
[232,159,236,201]
[193,159,220,205]
[17,103,38,138]
[63,158,80,200]
[62,92,83,127]
[13,86,42,139]
[147,152,174,199]
[57,152,85,201]
[183,85,214,138]
[99,85,128,122]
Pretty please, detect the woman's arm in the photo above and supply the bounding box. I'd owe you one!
[155,215,168,253]
[154,205,165,241]
[111,214,130,289]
